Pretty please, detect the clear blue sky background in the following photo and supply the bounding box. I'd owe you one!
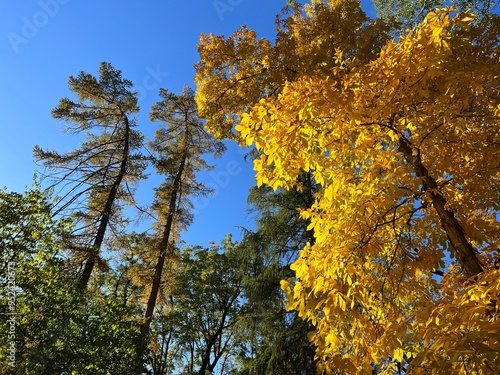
[1,0,375,247]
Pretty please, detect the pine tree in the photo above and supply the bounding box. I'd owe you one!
[34,62,146,288]
[233,172,318,374]
[138,86,225,365]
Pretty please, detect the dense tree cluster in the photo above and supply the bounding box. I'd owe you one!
[0,62,316,374]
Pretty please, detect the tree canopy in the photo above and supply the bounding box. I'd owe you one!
[373,0,499,29]
[3,1,500,374]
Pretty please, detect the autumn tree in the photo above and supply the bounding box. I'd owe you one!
[34,62,146,289]
[138,86,225,363]
[232,173,318,374]
[196,1,500,373]
[195,0,391,140]
[372,0,499,29]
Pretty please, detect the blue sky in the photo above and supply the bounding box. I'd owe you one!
[1,0,375,247]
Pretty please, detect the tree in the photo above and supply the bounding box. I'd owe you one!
[139,86,225,363]
[0,186,141,374]
[232,173,318,375]
[34,62,146,289]
[195,0,391,140]
[196,1,500,373]
[168,240,243,375]
[0,186,72,373]
[372,0,499,29]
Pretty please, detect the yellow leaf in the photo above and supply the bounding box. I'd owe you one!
[393,347,404,362]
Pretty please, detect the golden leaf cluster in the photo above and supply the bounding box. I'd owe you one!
[196,2,500,373]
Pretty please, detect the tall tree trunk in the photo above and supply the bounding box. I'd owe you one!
[80,114,131,288]
[138,152,187,364]
[398,138,484,277]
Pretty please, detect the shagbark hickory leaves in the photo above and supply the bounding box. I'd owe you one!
[195,0,391,140]
[196,2,500,373]
[34,62,146,288]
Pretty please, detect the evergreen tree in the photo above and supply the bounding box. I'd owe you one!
[233,172,319,374]
[138,86,225,366]
[34,62,146,288]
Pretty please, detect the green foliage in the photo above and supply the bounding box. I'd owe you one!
[171,240,243,374]
[142,238,244,375]
[0,185,68,266]
[230,173,319,374]
[0,186,142,374]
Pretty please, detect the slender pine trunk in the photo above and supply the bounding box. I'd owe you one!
[138,152,187,368]
[80,113,131,288]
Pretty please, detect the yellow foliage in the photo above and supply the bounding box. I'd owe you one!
[196,1,500,373]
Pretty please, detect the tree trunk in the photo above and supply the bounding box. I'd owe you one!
[398,138,484,277]
[80,113,131,288]
[138,151,187,366]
